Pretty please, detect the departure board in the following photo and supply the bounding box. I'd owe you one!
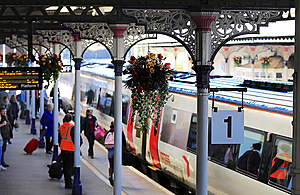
[0,67,42,90]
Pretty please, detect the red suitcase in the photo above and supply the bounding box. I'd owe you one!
[24,129,48,154]
[24,138,40,154]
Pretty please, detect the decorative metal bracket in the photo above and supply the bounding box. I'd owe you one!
[210,10,282,61]
[122,9,196,58]
[36,30,75,55]
[124,23,157,51]
[63,23,114,53]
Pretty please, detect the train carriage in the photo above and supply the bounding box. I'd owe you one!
[59,64,293,195]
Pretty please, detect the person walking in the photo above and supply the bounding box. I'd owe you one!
[59,113,82,189]
[0,107,11,168]
[81,109,97,159]
[104,121,127,186]
[0,115,6,170]
[7,95,19,144]
[40,103,54,154]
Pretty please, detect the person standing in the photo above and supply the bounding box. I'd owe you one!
[59,113,82,189]
[81,109,97,159]
[0,115,6,170]
[7,95,19,144]
[237,143,261,175]
[40,103,54,154]
[86,88,94,106]
[270,143,291,186]
[0,107,11,168]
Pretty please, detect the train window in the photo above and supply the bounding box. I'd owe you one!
[237,130,264,176]
[187,114,197,151]
[269,139,292,189]
[135,115,141,138]
[171,110,177,124]
[122,95,130,124]
[210,144,239,169]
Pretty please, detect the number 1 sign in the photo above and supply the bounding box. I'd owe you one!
[211,110,244,144]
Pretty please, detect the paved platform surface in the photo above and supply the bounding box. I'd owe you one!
[0,115,174,195]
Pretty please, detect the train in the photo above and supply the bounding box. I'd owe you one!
[59,63,293,195]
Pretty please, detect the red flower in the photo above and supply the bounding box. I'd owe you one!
[158,54,163,59]
[130,56,136,61]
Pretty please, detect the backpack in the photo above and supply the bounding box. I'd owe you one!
[104,132,114,149]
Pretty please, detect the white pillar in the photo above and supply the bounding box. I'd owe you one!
[191,13,217,195]
[110,25,128,195]
[72,33,83,194]
[3,44,5,67]
[292,2,300,194]
[53,43,60,159]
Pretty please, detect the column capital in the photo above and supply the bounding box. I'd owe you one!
[110,25,128,38]
[112,60,125,76]
[192,64,214,89]
[72,33,81,41]
[190,12,218,31]
[73,58,82,70]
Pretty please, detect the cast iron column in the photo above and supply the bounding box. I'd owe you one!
[52,43,60,160]
[110,25,127,195]
[292,1,300,194]
[191,12,217,195]
[72,34,82,195]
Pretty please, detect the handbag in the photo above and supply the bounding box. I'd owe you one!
[94,125,105,139]
[14,119,20,132]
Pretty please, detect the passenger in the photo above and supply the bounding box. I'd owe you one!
[0,115,6,170]
[104,121,127,186]
[237,143,261,174]
[81,109,97,159]
[0,107,11,168]
[19,91,26,119]
[7,95,19,143]
[40,103,54,154]
[270,143,291,186]
[105,121,115,186]
[44,86,50,110]
[58,113,82,189]
[1,95,11,112]
[86,88,94,106]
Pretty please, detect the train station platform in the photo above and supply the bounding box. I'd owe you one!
[0,115,174,195]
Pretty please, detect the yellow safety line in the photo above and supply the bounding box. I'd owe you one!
[80,157,126,195]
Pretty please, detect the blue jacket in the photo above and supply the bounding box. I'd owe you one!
[40,110,54,137]
[81,115,97,137]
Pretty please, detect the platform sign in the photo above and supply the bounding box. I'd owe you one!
[0,67,42,90]
[61,65,72,73]
[211,110,244,144]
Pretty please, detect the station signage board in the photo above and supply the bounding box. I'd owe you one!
[0,67,42,90]
[211,110,244,144]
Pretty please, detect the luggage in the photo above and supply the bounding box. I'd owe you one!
[94,125,105,139]
[23,129,47,154]
[48,160,63,180]
[23,138,40,154]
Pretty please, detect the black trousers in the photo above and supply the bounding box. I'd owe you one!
[61,152,74,186]
[45,136,53,152]
[86,132,95,157]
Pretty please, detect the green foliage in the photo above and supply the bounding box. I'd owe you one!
[38,53,63,86]
[123,53,175,131]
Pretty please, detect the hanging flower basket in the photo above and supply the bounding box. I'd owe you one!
[6,52,19,67]
[233,56,242,67]
[38,53,63,85]
[259,56,272,69]
[15,53,30,67]
[123,53,175,131]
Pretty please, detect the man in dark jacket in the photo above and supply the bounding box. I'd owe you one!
[238,143,261,175]
[0,107,11,167]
